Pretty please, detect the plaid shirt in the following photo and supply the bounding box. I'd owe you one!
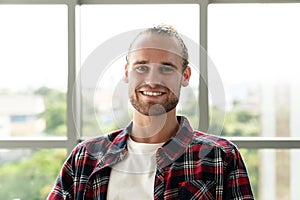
[48,116,254,200]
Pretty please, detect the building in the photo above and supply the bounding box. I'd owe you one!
[0,95,46,137]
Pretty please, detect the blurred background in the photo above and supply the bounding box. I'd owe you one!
[0,1,300,199]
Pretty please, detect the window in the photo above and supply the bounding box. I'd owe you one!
[208,4,300,139]
[240,149,300,199]
[79,4,200,137]
[0,5,68,137]
[208,3,300,199]
[0,4,68,199]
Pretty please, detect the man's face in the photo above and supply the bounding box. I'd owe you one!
[125,34,191,116]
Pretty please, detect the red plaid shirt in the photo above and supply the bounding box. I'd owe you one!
[48,116,254,200]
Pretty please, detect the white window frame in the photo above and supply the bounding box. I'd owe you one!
[0,0,300,155]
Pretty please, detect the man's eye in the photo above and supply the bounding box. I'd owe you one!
[160,66,174,73]
[135,65,148,73]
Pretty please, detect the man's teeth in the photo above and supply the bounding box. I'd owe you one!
[142,91,163,96]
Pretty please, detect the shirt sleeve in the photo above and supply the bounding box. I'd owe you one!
[223,146,255,199]
[47,150,76,200]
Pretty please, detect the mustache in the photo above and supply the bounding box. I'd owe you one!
[136,83,169,91]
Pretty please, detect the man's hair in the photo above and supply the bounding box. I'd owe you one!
[126,25,189,70]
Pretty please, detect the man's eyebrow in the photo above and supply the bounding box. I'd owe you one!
[132,60,149,65]
[160,62,178,69]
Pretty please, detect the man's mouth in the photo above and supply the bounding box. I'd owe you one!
[140,91,165,97]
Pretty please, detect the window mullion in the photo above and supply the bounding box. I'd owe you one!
[199,0,209,132]
[66,0,80,154]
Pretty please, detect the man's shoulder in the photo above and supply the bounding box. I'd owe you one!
[72,129,124,155]
[191,131,237,154]
[84,129,123,143]
[177,116,238,156]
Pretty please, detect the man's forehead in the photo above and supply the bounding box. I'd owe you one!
[129,34,182,56]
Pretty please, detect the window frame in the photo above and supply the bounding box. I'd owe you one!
[0,0,299,155]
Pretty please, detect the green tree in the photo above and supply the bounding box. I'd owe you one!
[221,110,259,137]
[35,87,67,136]
[0,149,66,199]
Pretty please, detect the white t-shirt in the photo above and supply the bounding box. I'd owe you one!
[107,137,163,200]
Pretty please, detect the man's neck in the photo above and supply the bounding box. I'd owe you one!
[130,109,179,143]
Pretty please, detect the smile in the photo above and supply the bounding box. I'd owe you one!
[141,91,164,96]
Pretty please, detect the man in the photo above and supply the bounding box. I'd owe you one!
[48,25,254,200]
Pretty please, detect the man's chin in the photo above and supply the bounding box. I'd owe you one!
[138,110,166,117]
[137,105,178,117]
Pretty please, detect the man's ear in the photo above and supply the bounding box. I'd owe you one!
[124,64,129,83]
[181,66,191,87]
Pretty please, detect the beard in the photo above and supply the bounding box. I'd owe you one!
[129,85,180,116]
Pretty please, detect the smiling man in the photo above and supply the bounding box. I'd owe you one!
[48,25,254,200]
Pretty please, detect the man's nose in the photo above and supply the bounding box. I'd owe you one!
[144,68,162,87]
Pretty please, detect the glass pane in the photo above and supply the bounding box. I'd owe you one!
[240,149,300,200]
[80,5,200,137]
[0,5,68,137]
[208,4,300,137]
[0,148,67,199]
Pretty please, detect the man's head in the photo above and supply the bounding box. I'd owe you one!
[124,25,191,116]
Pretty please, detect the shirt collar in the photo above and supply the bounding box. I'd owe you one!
[95,122,132,169]
[156,116,194,169]
[99,116,194,169]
